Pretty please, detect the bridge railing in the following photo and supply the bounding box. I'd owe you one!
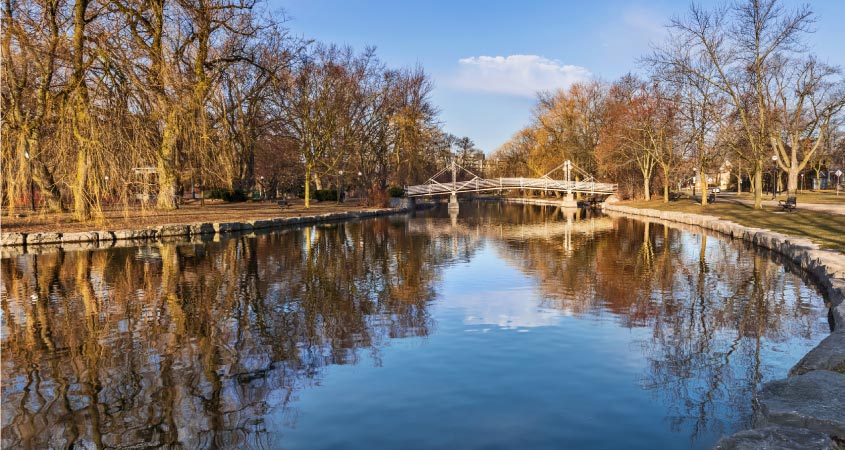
[405,177,616,197]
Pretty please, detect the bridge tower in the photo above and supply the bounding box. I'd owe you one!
[562,160,577,208]
[448,159,459,211]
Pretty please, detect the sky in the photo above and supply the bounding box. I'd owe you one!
[274,0,845,154]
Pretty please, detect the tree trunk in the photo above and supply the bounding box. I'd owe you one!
[73,145,91,220]
[753,162,763,209]
[304,164,311,208]
[156,112,179,210]
[26,132,63,211]
[787,165,799,196]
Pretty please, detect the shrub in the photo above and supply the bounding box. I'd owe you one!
[388,186,405,198]
[205,188,248,202]
[313,189,339,202]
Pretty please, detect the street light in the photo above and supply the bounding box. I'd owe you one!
[771,155,778,200]
[259,176,264,200]
[799,173,804,193]
[104,175,110,206]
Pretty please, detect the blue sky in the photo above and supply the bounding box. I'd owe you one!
[275,0,845,154]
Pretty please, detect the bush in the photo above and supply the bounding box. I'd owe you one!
[205,188,248,202]
[313,189,339,202]
[388,186,405,198]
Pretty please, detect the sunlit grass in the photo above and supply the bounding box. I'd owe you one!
[623,197,845,253]
[731,190,845,204]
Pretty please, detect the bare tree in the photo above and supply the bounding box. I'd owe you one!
[651,0,817,208]
[769,56,845,194]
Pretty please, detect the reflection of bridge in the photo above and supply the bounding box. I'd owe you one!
[405,160,617,199]
[408,216,616,240]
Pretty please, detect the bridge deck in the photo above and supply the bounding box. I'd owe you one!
[405,177,617,197]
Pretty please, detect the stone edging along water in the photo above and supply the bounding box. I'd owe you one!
[0,207,411,258]
[605,204,845,449]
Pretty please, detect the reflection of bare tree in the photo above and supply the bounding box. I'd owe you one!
[489,209,826,441]
[1,216,472,449]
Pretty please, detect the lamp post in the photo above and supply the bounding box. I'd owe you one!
[771,155,778,200]
[799,173,804,193]
[104,175,110,206]
[259,176,264,200]
[24,151,35,211]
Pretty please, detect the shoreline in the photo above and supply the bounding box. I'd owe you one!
[0,206,413,257]
[604,203,845,449]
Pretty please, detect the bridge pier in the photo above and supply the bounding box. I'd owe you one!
[562,192,577,208]
[448,193,459,210]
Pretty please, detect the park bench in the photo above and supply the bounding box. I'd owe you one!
[779,196,797,212]
[668,192,682,201]
[708,192,716,203]
[277,199,290,208]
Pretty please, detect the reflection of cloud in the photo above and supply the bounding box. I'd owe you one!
[451,55,591,97]
[452,289,566,329]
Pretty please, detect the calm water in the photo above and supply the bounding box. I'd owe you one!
[0,202,830,450]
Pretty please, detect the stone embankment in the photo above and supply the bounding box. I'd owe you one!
[605,204,845,450]
[0,207,409,257]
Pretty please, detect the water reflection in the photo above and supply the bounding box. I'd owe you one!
[1,203,827,449]
[1,220,479,449]
[484,208,823,439]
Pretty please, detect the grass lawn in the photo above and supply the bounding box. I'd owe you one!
[732,190,845,204]
[623,197,845,253]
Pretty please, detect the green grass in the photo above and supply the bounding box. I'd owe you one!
[624,198,845,253]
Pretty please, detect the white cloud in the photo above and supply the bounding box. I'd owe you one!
[450,54,591,97]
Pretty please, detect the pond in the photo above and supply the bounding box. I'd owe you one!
[0,202,831,449]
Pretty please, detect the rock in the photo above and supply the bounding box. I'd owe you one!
[26,232,62,245]
[157,224,190,238]
[214,222,242,233]
[61,231,98,244]
[249,219,274,229]
[790,332,845,376]
[112,230,131,241]
[755,370,845,436]
[96,231,116,245]
[189,222,215,235]
[0,232,26,246]
[832,303,845,333]
[113,229,153,241]
[712,426,836,450]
